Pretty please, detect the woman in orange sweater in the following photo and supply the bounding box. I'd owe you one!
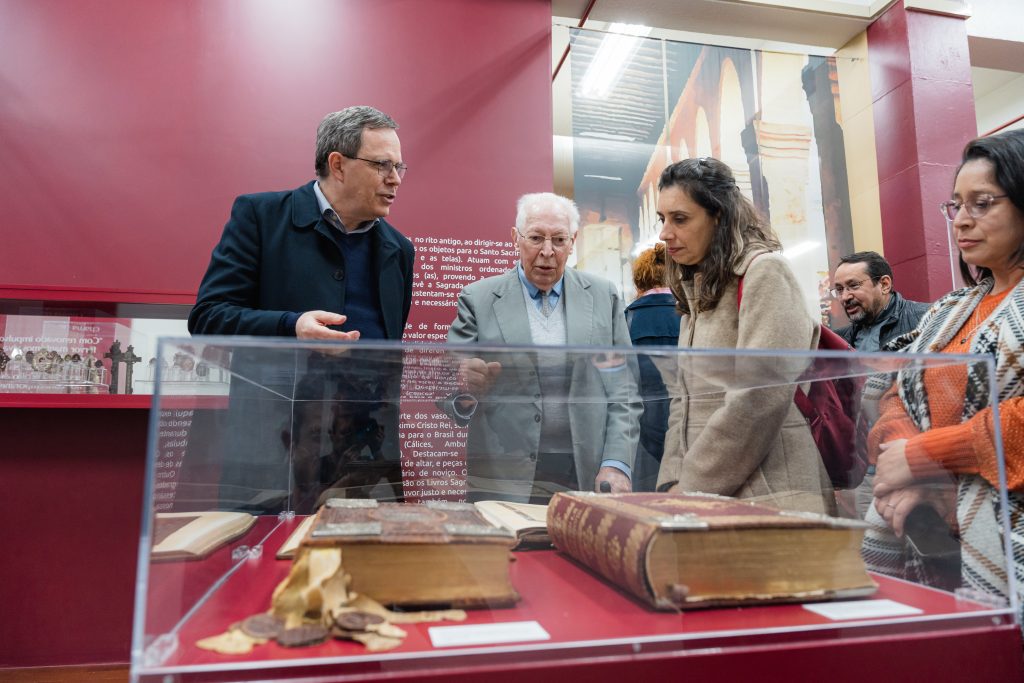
[866,129,1024,610]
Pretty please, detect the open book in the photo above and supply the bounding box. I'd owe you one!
[276,500,550,559]
[151,511,256,561]
[473,500,551,550]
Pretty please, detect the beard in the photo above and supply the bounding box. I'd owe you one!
[846,298,885,325]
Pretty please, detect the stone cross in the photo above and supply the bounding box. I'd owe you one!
[104,340,124,394]
[122,345,142,395]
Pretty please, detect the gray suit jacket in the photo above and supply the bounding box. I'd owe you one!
[446,267,640,497]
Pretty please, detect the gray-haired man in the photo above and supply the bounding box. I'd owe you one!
[445,193,640,501]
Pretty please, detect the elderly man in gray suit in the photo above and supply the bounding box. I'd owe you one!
[446,192,640,502]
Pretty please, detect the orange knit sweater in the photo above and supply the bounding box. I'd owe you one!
[868,288,1024,492]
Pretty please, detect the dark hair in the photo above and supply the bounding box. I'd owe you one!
[315,106,398,178]
[632,243,668,292]
[658,157,780,314]
[837,251,893,283]
[955,129,1024,286]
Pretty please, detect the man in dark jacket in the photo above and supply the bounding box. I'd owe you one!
[189,106,414,341]
[830,251,930,351]
[185,106,414,510]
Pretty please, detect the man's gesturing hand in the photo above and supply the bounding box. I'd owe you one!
[296,311,361,341]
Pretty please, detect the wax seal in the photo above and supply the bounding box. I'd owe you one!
[239,613,284,640]
[276,624,328,648]
[333,611,384,631]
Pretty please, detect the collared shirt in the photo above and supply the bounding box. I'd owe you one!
[515,262,631,482]
[313,181,377,234]
[517,263,564,311]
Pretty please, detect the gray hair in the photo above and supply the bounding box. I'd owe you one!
[515,192,580,234]
[315,106,398,178]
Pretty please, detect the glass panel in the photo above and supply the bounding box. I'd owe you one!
[132,338,1018,680]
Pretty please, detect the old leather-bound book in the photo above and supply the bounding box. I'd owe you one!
[547,491,876,610]
[300,499,518,608]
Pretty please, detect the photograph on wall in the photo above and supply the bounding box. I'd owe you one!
[569,28,859,326]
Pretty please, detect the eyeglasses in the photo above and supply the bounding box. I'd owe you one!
[343,155,408,179]
[829,278,875,298]
[515,228,574,251]
[939,194,1008,221]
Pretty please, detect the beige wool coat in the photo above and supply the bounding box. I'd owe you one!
[656,250,834,514]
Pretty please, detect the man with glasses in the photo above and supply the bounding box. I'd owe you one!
[445,192,640,501]
[186,107,414,508]
[189,106,414,340]
[830,251,930,351]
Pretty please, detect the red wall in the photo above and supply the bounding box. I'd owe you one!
[0,0,553,669]
[0,0,553,300]
[867,2,975,301]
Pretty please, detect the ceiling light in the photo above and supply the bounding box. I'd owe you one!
[578,23,652,100]
[577,131,638,141]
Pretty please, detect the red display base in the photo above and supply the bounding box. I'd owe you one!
[133,518,1024,682]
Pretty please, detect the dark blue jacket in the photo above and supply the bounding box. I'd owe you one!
[625,292,681,348]
[189,181,415,339]
[625,292,681,489]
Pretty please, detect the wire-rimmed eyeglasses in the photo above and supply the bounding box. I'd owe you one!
[515,228,574,251]
[343,155,408,179]
[829,278,875,299]
[939,193,1007,221]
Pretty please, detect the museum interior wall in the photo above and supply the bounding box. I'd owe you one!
[1,0,1024,673]
[0,0,553,668]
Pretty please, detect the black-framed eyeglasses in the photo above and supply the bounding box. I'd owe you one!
[343,155,408,179]
[515,228,574,251]
[829,278,876,299]
[939,193,1008,221]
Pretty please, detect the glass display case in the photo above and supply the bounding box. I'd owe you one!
[0,299,200,395]
[131,338,1021,681]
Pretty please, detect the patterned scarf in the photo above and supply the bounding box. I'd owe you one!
[861,277,1024,620]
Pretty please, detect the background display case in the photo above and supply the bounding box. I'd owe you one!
[0,299,195,397]
[131,338,1023,681]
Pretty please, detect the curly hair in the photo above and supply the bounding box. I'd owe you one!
[632,243,668,293]
[658,157,780,314]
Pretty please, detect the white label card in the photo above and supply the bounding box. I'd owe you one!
[802,599,924,621]
[428,620,551,648]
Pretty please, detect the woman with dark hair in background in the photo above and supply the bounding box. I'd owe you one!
[866,129,1024,614]
[654,157,833,514]
[626,243,681,491]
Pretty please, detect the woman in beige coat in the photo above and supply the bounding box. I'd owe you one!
[654,157,833,514]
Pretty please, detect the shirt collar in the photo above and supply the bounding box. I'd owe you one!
[517,262,564,300]
[314,180,377,235]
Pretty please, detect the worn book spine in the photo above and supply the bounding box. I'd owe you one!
[546,493,660,608]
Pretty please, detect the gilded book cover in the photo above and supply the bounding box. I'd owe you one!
[298,499,518,608]
[547,491,876,610]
